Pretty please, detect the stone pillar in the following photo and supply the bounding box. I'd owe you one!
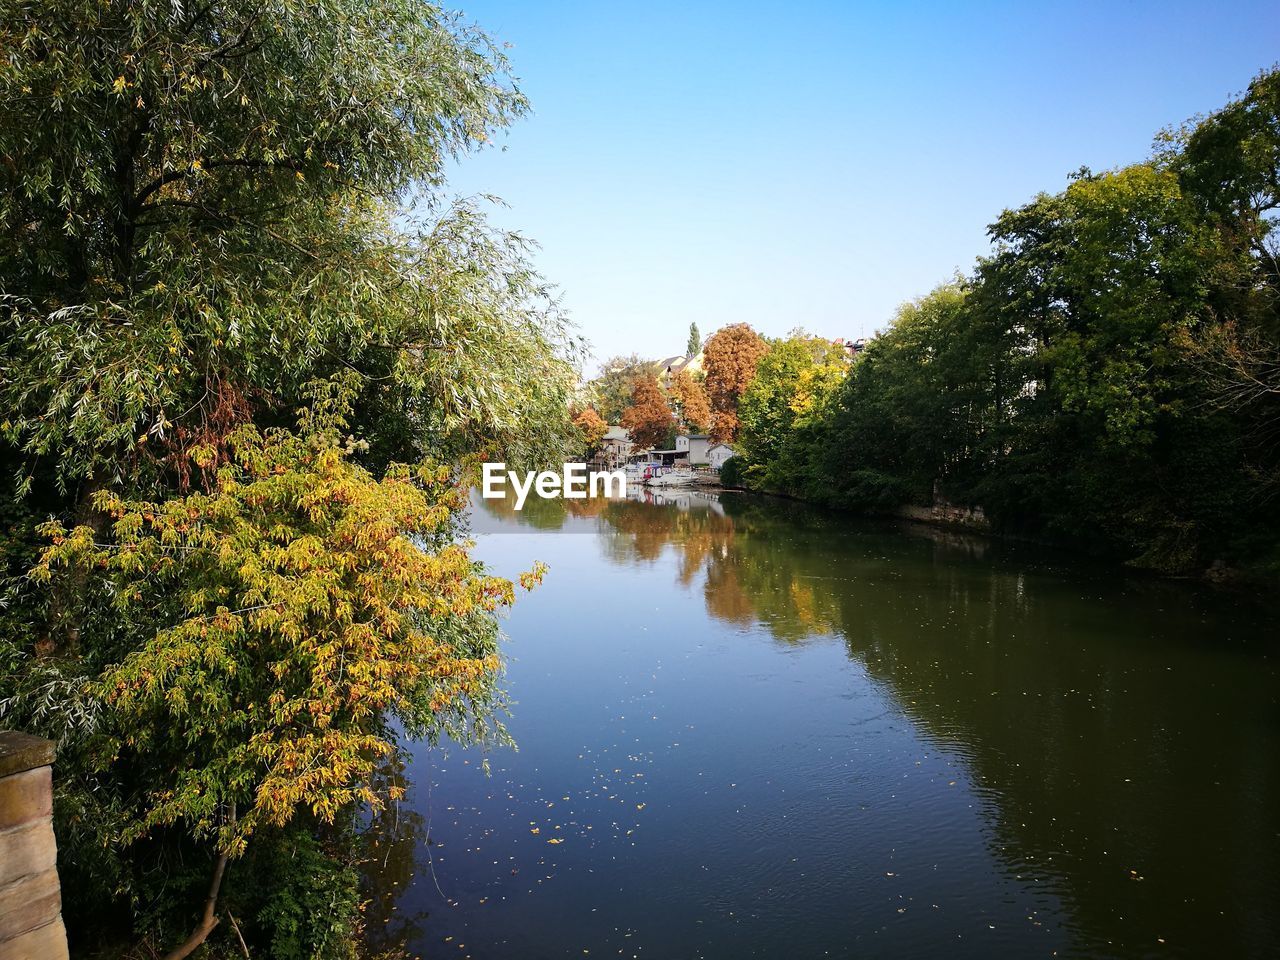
[0,732,68,960]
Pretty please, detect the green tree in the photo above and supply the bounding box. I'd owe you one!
[687,322,701,356]
[972,163,1237,565]
[737,334,846,493]
[589,354,653,423]
[753,71,1280,573]
[0,1,574,954]
[1172,67,1280,506]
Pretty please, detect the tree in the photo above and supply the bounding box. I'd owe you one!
[573,407,609,455]
[670,369,712,432]
[0,1,573,954]
[620,374,676,450]
[1172,67,1280,500]
[35,390,541,958]
[714,71,1280,573]
[687,322,701,357]
[703,323,769,443]
[0,0,579,490]
[589,354,653,422]
[737,334,846,492]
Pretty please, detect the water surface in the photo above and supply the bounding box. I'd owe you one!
[364,490,1278,959]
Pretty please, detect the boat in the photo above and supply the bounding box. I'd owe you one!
[646,469,695,487]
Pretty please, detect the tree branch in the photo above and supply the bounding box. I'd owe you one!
[162,800,236,960]
[162,851,227,960]
[132,157,306,210]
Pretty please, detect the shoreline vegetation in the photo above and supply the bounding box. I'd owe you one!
[587,67,1280,584]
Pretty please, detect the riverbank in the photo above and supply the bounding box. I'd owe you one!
[713,478,1272,587]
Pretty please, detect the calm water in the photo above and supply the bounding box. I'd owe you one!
[363,490,1279,960]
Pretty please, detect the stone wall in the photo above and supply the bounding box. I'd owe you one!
[897,501,990,531]
[0,732,68,960]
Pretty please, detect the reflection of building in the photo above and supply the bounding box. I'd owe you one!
[707,443,735,470]
[599,426,632,467]
[675,433,711,464]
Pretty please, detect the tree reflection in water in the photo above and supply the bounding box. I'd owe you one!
[469,487,1279,958]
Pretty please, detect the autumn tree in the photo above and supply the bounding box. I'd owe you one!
[620,374,676,450]
[670,369,712,432]
[590,354,653,422]
[573,407,609,455]
[703,323,769,443]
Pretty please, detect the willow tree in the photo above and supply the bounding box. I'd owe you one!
[0,1,574,955]
[0,0,578,491]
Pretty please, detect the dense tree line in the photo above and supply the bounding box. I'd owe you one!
[0,2,575,956]
[731,69,1280,576]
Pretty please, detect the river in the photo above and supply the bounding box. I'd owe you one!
[361,489,1279,959]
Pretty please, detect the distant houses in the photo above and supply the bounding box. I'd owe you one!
[596,425,735,476]
[598,425,633,468]
[654,352,703,380]
[833,337,867,358]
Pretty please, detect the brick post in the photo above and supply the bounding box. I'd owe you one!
[0,732,69,960]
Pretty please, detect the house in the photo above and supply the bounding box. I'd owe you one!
[707,444,735,471]
[599,426,633,468]
[653,352,703,381]
[833,337,868,359]
[675,433,711,465]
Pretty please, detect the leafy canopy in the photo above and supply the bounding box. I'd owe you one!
[702,323,768,443]
[33,386,541,855]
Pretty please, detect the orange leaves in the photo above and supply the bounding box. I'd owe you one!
[703,323,768,443]
[620,373,674,450]
[518,561,548,592]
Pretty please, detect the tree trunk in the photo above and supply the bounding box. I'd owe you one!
[162,849,229,960]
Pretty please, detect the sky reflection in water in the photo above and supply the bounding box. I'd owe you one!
[361,489,1279,960]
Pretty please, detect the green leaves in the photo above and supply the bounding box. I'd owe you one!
[35,411,520,852]
[724,72,1280,573]
[0,2,573,951]
[1,1,576,492]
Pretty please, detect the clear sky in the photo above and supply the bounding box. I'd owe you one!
[444,1,1280,371]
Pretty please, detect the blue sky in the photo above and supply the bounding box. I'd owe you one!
[444,1,1280,370]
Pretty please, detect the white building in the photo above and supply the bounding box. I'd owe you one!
[599,426,632,468]
[707,443,735,471]
[674,433,712,465]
